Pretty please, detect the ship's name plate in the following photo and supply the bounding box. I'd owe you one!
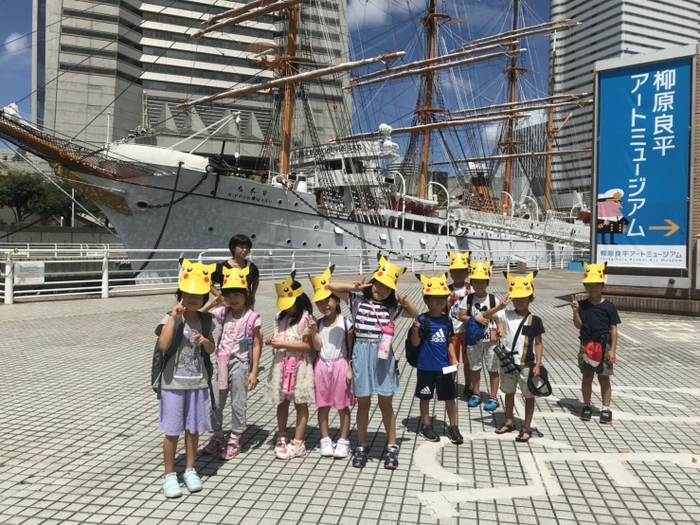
[227,192,274,204]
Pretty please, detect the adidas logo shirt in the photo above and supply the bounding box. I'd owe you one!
[416,314,454,372]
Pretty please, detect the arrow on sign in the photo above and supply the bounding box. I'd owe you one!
[649,219,680,237]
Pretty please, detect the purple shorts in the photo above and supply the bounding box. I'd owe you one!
[314,359,354,410]
[159,388,212,436]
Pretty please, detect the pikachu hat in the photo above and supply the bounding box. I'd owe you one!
[275,270,305,310]
[372,254,406,291]
[308,265,335,302]
[583,261,607,284]
[503,270,538,299]
[416,272,451,296]
[469,260,492,281]
[179,258,216,295]
[221,265,250,292]
[448,251,470,270]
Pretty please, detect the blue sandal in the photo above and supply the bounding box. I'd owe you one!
[384,445,399,469]
[352,445,369,468]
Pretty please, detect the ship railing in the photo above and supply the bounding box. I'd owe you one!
[0,246,588,304]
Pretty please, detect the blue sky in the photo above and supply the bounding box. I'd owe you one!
[0,0,551,159]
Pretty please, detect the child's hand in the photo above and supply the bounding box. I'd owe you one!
[449,356,459,367]
[215,295,225,306]
[607,350,616,364]
[475,314,488,326]
[307,316,317,333]
[345,365,352,384]
[497,325,505,338]
[532,364,541,377]
[354,276,372,290]
[570,295,579,311]
[266,337,284,349]
[412,318,421,330]
[191,329,205,345]
[247,372,258,391]
[171,298,185,318]
[497,297,510,310]
[397,294,411,308]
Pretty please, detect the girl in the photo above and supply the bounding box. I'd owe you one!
[265,271,315,460]
[156,260,216,498]
[329,254,418,469]
[200,266,262,460]
[210,234,261,308]
[308,266,354,459]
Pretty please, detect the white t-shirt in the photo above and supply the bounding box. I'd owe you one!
[458,293,500,342]
[319,314,350,361]
[496,309,545,364]
[448,284,472,333]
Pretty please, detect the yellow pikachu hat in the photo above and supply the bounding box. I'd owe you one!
[448,251,470,270]
[308,265,335,302]
[275,270,305,310]
[416,273,450,296]
[221,265,250,292]
[503,270,538,298]
[372,254,406,291]
[583,261,607,284]
[179,258,216,295]
[469,260,492,280]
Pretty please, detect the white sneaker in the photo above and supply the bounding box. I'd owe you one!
[274,437,288,459]
[278,439,306,460]
[333,441,350,459]
[320,438,334,457]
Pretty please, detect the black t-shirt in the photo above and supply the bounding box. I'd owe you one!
[578,299,621,342]
[212,260,260,295]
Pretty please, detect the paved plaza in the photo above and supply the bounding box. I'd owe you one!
[2,269,700,525]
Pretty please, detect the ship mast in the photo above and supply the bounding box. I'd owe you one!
[501,0,521,215]
[279,5,299,176]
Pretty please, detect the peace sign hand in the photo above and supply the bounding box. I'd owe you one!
[354,276,372,290]
[171,298,185,318]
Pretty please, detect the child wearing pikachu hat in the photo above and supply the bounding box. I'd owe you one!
[570,262,620,425]
[411,273,464,445]
[446,252,474,396]
[328,254,419,470]
[487,270,546,443]
[156,259,216,498]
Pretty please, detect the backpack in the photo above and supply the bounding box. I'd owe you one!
[215,308,261,372]
[463,293,496,346]
[152,312,214,404]
[405,316,431,368]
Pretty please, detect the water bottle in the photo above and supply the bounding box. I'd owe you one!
[377,322,395,360]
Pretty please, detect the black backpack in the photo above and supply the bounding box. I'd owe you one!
[405,316,430,367]
[152,312,214,404]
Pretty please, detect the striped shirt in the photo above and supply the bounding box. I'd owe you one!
[349,292,401,339]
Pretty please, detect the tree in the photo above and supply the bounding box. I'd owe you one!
[0,171,49,223]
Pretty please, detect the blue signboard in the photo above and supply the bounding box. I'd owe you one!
[595,56,692,268]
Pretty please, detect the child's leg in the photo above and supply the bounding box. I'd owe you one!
[377,394,397,446]
[230,361,248,439]
[356,396,371,444]
[420,399,431,427]
[504,393,515,426]
[470,368,482,395]
[294,403,309,442]
[599,375,612,406]
[445,399,457,427]
[277,399,291,438]
[163,435,179,475]
[488,371,500,398]
[581,372,595,405]
[184,431,199,469]
[338,407,351,440]
[523,398,535,430]
[318,406,331,439]
[210,389,228,438]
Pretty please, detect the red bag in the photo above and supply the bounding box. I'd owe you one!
[583,340,603,367]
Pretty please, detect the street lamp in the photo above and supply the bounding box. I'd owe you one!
[386,171,406,241]
[429,180,450,248]
[523,195,541,222]
[501,191,515,217]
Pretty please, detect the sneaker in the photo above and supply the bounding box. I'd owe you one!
[274,437,288,459]
[484,397,499,412]
[600,409,613,425]
[352,445,369,468]
[182,469,202,493]
[580,405,592,421]
[447,425,464,445]
[320,437,334,457]
[162,473,182,498]
[420,425,440,442]
[468,394,482,407]
[463,384,473,397]
[218,437,240,460]
[384,445,399,469]
[202,434,226,455]
[278,439,306,460]
[334,439,350,459]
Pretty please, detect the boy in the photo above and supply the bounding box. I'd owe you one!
[488,271,545,443]
[447,252,474,396]
[458,260,500,411]
[571,262,620,424]
[211,234,260,308]
[412,273,463,445]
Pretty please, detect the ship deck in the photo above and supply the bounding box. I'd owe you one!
[2,270,700,524]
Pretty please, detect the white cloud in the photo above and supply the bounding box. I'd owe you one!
[440,74,473,95]
[347,0,411,29]
[1,32,30,63]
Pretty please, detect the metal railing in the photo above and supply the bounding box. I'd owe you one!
[0,245,589,304]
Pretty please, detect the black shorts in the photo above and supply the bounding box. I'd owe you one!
[415,369,456,401]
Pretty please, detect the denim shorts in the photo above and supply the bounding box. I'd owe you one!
[351,338,401,397]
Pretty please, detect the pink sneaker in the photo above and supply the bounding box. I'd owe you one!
[202,434,226,455]
[277,439,306,460]
[274,437,288,459]
[219,437,240,460]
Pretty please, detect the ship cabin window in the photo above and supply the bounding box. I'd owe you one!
[321,159,342,170]
[343,158,365,174]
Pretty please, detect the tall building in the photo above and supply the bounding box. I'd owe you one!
[549,0,700,209]
[32,0,350,167]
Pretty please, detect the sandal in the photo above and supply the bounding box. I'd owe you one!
[495,424,517,434]
[515,428,532,443]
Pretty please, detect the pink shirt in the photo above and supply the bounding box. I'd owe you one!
[212,307,261,361]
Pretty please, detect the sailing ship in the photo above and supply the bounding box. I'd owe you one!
[0,0,591,278]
